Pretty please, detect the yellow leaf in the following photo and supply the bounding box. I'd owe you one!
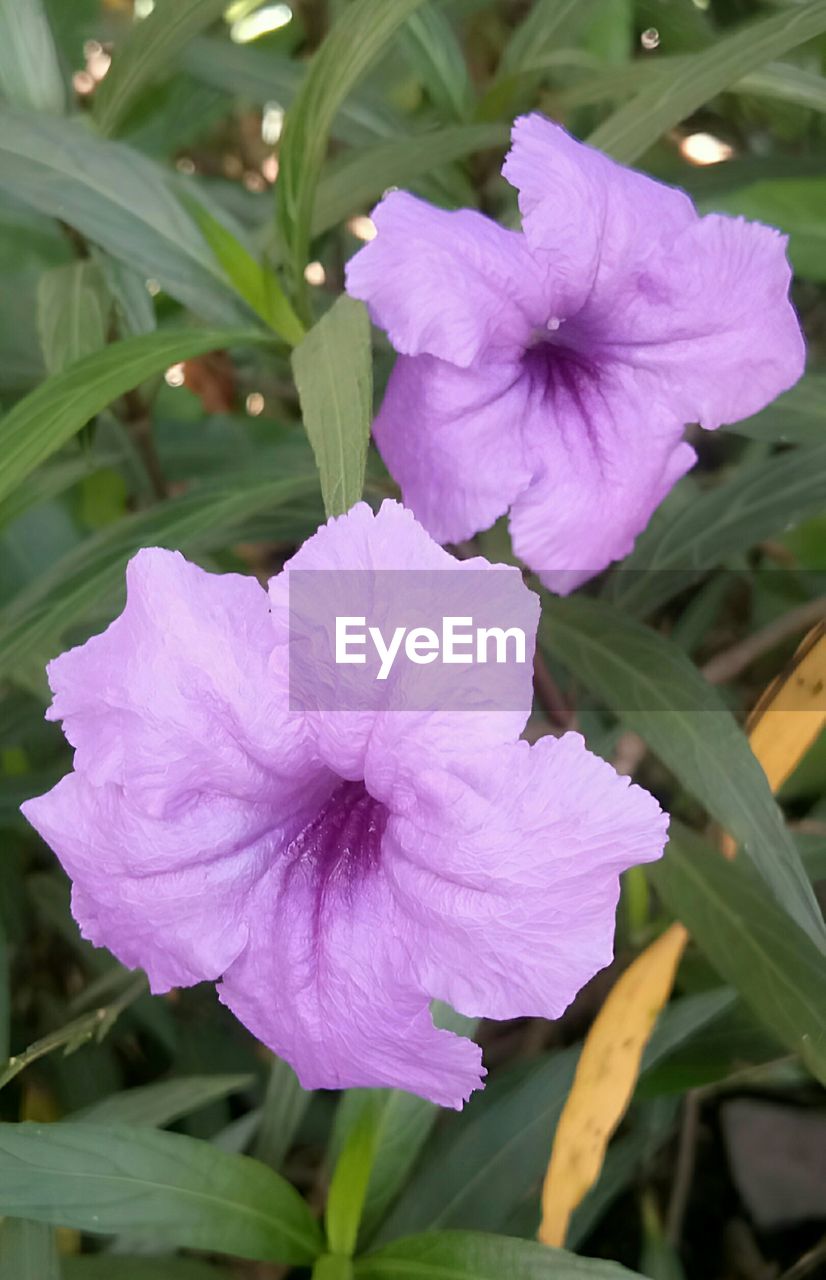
[747,622,826,793]
[538,922,689,1247]
[538,621,826,1247]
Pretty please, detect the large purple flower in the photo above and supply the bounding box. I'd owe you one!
[22,501,666,1106]
[346,114,805,593]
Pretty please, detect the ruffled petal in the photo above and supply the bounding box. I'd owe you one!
[373,355,535,545]
[502,114,696,316]
[271,501,538,778]
[21,770,325,992]
[44,548,311,817]
[345,190,547,368]
[508,353,695,592]
[383,733,668,1022]
[592,213,805,430]
[219,851,484,1108]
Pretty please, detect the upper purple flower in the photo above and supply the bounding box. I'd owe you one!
[346,114,805,593]
[22,501,667,1107]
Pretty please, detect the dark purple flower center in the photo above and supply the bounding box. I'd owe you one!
[521,327,597,405]
[284,779,388,920]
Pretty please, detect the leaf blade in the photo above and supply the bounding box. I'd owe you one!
[590,0,826,162]
[292,296,372,518]
[0,1123,323,1264]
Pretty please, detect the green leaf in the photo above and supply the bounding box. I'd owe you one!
[37,262,110,376]
[65,1259,226,1280]
[400,5,472,120]
[326,1096,383,1257]
[0,0,65,114]
[292,296,372,518]
[93,0,227,136]
[73,1075,253,1128]
[736,62,826,116]
[589,0,826,162]
[540,595,826,951]
[183,196,304,345]
[726,371,826,444]
[358,1230,645,1279]
[707,179,826,283]
[651,825,826,1085]
[0,1123,323,1264]
[254,1056,310,1171]
[0,465,321,684]
[313,123,508,236]
[0,326,261,508]
[608,444,826,616]
[0,108,249,322]
[377,991,730,1239]
[183,37,404,146]
[332,1007,478,1246]
[276,0,427,298]
[0,1219,59,1280]
[498,0,595,76]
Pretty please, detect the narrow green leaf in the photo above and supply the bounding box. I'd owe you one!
[499,0,595,75]
[377,991,730,1239]
[183,196,304,345]
[540,595,826,950]
[358,1230,645,1279]
[0,453,121,530]
[315,1257,354,1280]
[292,296,372,518]
[0,1123,323,1264]
[254,1056,310,1171]
[400,5,472,120]
[73,1075,253,1128]
[0,466,321,684]
[608,444,826,616]
[0,327,261,508]
[651,825,826,1085]
[93,0,227,136]
[737,61,826,115]
[276,0,427,297]
[589,0,826,162]
[183,37,404,146]
[0,0,65,114]
[0,108,249,322]
[326,1096,383,1257]
[708,179,826,283]
[0,1219,59,1280]
[37,262,110,376]
[313,124,508,236]
[331,1007,478,1247]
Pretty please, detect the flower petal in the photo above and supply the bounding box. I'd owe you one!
[271,501,538,778]
[44,548,311,816]
[219,855,484,1108]
[345,190,547,368]
[372,355,535,545]
[508,355,695,592]
[593,213,805,430]
[21,771,320,992]
[383,733,668,1022]
[502,114,696,316]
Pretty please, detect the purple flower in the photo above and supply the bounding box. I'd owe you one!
[22,501,666,1107]
[346,114,805,593]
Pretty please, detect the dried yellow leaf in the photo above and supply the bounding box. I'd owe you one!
[538,922,688,1246]
[747,622,826,793]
